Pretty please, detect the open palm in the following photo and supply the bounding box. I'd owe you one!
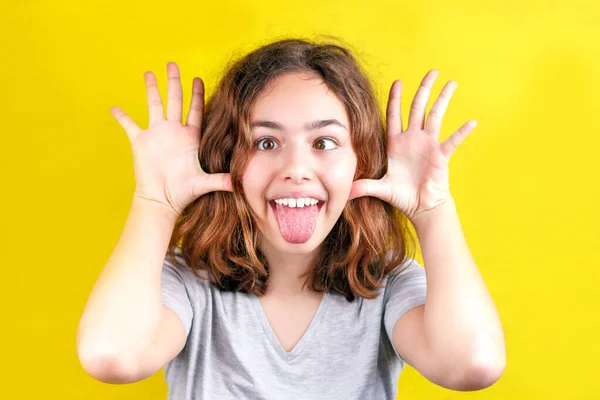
[348,70,477,222]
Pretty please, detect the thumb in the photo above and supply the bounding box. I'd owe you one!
[348,178,389,202]
[193,173,233,198]
[110,106,141,143]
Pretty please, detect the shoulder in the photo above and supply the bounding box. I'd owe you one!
[163,247,211,280]
[382,257,426,295]
[162,248,214,299]
[380,255,427,344]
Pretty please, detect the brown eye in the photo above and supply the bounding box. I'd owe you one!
[256,138,278,151]
[314,137,338,151]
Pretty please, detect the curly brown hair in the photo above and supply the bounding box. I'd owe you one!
[166,36,417,302]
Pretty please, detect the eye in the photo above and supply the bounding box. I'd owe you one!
[254,136,339,151]
[314,137,339,151]
[255,137,278,151]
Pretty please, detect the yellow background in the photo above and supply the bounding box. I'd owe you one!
[1,0,599,399]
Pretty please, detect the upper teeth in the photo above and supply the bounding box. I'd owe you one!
[274,197,319,208]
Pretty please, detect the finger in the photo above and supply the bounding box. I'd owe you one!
[386,80,403,136]
[440,120,477,159]
[110,106,141,142]
[193,173,233,197]
[186,77,204,132]
[408,69,439,131]
[166,62,184,122]
[425,80,457,138]
[144,71,164,126]
[348,178,390,202]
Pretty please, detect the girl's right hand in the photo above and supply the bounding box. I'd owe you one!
[110,62,233,217]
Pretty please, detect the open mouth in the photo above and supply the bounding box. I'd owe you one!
[268,199,325,214]
[268,199,325,244]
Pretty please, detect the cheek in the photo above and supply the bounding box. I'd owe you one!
[242,159,266,189]
[322,152,357,195]
[241,162,264,214]
[328,162,355,182]
[330,151,357,179]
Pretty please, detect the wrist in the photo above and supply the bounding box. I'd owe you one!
[410,198,457,230]
[131,196,181,224]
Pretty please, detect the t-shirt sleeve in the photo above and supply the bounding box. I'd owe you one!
[161,254,194,339]
[382,258,427,361]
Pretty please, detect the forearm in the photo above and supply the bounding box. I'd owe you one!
[77,197,179,366]
[412,200,505,379]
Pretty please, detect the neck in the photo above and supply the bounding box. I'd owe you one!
[258,240,319,298]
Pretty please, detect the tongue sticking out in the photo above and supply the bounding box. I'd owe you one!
[272,202,320,244]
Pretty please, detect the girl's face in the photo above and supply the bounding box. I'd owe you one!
[242,71,357,255]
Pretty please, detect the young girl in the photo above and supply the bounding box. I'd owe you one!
[77,38,505,399]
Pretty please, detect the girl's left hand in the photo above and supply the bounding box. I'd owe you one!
[348,70,477,223]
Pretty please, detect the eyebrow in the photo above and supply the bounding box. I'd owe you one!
[250,119,348,131]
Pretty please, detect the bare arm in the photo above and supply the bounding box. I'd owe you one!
[79,62,232,383]
[393,200,506,390]
[76,196,181,381]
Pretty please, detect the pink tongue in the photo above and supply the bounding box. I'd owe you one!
[273,202,319,244]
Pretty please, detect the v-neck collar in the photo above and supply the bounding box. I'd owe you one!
[250,291,331,362]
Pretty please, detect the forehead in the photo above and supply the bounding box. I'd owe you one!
[250,71,349,126]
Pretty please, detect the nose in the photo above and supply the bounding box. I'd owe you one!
[279,143,314,184]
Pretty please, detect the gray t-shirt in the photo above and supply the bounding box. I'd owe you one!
[160,250,427,399]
